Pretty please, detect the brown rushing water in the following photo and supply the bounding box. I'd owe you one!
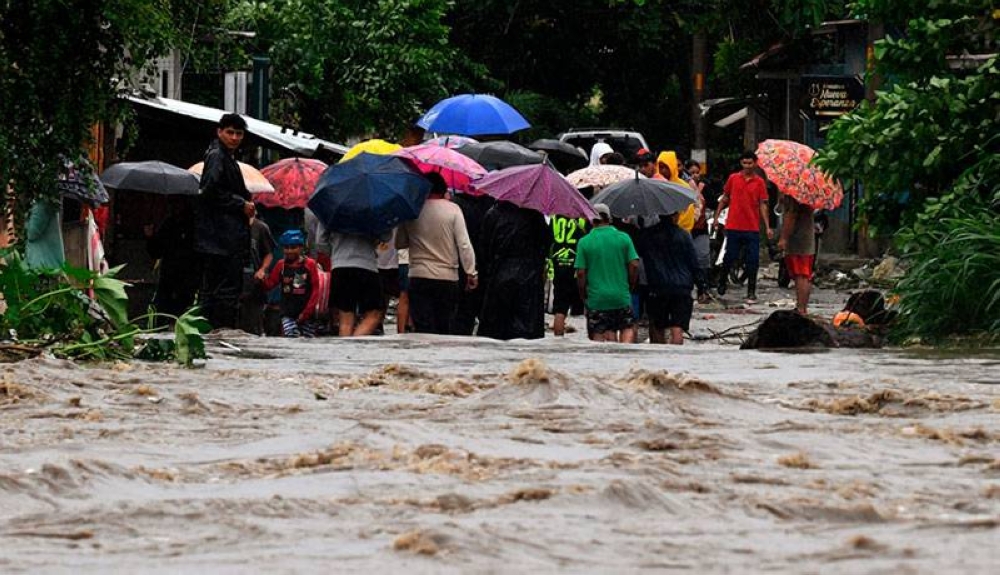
[1,287,998,574]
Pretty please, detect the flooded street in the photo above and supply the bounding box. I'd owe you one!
[2,287,998,573]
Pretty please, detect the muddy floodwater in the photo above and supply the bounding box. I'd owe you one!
[1,290,998,573]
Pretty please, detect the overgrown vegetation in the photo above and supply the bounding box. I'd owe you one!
[0,251,208,364]
[816,0,1000,343]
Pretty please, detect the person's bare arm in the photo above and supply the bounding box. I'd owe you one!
[627,259,639,291]
[576,269,588,303]
[778,200,796,252]
[717,194,730,214]
[256,251,274,281]
[759,200,773,239]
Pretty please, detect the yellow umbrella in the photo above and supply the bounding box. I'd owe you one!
[339,139,402,163]
[188,161,275,194]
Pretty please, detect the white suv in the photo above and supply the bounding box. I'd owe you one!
[557,128,649,163]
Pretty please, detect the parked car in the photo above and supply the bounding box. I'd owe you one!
[557,128,649,164]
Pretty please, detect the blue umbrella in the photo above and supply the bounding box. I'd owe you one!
[307,152,432,236]
[417,94,530,137]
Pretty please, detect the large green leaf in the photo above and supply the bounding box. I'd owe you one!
[174,307,210,366]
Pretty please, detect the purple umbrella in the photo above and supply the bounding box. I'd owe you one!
[471,163,596,219]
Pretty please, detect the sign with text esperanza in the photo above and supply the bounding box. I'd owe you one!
[801,76,864,121]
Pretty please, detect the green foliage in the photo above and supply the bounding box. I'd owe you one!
[134,308,209,365]
[815,0,1000,342]
[504,90,599,143]
[891,206,1000,343]
[0,0,203,230]
[0,252,95,343]
[815,1,999,233]
[173,307,211,366]
[229,0,472,140]
[0,252,208,364]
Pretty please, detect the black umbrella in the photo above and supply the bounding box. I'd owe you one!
[528,139,588,173]
[455,141,544,171]
[56,157,108,207]
[100,161,201,195]
[591,176,698,217]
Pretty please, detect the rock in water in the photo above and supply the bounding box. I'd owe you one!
[742,310,884,349]
[742,311,837,349]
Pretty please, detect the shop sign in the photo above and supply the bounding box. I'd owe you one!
[802,76,864,121]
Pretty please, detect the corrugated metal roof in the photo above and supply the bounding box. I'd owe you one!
[127,94,349,157]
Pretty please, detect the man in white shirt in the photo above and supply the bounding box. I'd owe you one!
[396,173,477,334]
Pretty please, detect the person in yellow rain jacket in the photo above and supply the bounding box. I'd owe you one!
[656,151,699,232]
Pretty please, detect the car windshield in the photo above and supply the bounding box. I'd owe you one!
[562,135,645,164]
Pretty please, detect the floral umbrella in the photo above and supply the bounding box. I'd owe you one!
[755,139,844,210]
[394,143,487,193]
[565,165,638,191]
[258,157,327,209]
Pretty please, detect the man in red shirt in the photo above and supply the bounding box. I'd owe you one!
[716,151,772,302]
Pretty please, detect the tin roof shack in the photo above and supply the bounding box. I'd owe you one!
[108,94,347,318]
[740,19,875,256]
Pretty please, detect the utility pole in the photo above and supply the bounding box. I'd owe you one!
[691,32,708,170]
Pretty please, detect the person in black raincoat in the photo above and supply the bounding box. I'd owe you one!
[633,212,703,345]
[477,201,550,340]
[449,192,495,335]
[146,196,200,320]
[194,113,254,329]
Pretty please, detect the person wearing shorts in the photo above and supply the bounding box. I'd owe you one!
[574,203,639,343]
[324,228,387,336]
[549,215,588,336]
[778,195,816,315]
[634,212,701,345]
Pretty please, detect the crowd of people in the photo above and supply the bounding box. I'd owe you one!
[169,113,817,345]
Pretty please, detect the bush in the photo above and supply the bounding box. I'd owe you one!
[892,208,1000,343]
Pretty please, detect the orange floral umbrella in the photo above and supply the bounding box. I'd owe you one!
[755,139,843,210]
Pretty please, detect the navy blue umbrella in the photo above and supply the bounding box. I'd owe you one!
[308,152,432,236]
[417,94,530,137]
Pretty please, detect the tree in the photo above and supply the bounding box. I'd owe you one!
[0,0,199,226]
[227,0,476,141]
[815,0,1000,340]
[448,0,697,149]
[816,0,999,230]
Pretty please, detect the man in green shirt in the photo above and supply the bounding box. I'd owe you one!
[575,204,640,342]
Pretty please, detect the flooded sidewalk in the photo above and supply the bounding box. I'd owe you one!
[1,285,998,573]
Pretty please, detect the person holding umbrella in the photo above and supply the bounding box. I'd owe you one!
[777,195,817,315]
[395,173,478,334]
[194,113,254,329]
[321,225,388,337]
[477,200,550,340]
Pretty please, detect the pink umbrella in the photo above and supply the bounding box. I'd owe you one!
[394,143,487,193]
[471,163,596,219]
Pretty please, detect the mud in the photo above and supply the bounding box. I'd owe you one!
[1,284,998,573]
